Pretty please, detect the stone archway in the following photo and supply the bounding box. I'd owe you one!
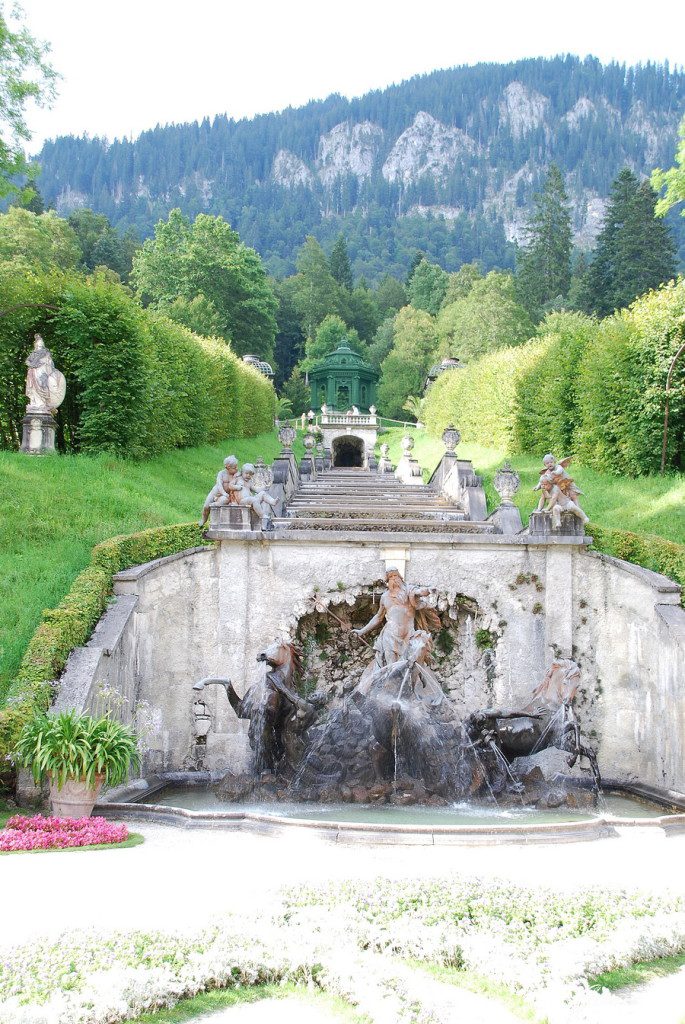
[332,434,364,467]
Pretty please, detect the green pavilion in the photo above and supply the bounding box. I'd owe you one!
[309,340,379,413]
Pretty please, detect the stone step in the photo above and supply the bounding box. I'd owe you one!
[275,517,492,533]
[287,507,464,520]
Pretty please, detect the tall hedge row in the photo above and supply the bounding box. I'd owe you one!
[423,279,685,474]
[512,311,597,456]
[576,281,685,475]
[0,269,275,456]
[423,337,550,451]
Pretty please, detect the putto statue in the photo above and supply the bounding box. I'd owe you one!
[199,455,240,527]
[25,334,66,413]
[230,462,278,530]
[199,456,277,531]
[533,454,588,527]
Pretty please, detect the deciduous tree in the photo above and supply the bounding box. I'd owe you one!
[0,4,57,197]
[377,306,438,417]
[132,209,277,358]
[408,258,449,316]
[0,207,81,270]
[292,235,343,340]
[652,116,685,220]
[436,272,533,361]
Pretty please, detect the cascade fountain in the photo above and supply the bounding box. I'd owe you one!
[192,569,600,812]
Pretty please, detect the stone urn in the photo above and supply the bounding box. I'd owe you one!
[49,774,104,819]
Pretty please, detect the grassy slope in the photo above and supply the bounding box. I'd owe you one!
[381,428,685,544]
[0,432,292,701]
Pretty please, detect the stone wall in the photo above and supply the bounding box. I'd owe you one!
[54,532,685,794]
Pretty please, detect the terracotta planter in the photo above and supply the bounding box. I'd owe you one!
[49,774,104,818]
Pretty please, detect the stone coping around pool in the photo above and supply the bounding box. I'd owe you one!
[95,775,685,846]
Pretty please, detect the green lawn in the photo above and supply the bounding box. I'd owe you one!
[129,984,365,1023]
[589,951,685,992]
[380,427,685,544]
[0,431,292,702]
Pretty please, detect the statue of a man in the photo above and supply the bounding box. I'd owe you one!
[25,334,66,413]
[354,569,439,669]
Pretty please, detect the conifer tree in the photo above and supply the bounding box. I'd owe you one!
[329,233,353,291]
[516,165,572,320]
[293,235,342,340]
[584,168,677,316]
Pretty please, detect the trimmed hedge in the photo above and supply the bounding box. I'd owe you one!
[588,522,685,598]
[424,279,685,475]
[423,337,550,450]
[512,311,596,455]
[0,269,276,456]
[0,523,210,780]
[576,280,685,475]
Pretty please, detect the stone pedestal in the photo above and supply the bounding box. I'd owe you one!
[20,411,56,454]
[210,504,256,531]
[490,504,524,535]
[394,455,423,485]
[529,511,585,537]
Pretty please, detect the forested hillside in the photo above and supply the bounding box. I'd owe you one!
[34,56,685,279]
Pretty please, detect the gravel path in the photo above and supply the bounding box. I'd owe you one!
[1,821,684,951]
[186,1000,342,1023]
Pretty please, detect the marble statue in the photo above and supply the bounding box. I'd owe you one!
[21,334,67,453]
[199,455,240,527]
[354,569,441,691]
[25,334,66,413]
[230,462,278,530]
[533,454,588,527]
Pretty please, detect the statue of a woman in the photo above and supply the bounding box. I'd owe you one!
[25,334,66,413]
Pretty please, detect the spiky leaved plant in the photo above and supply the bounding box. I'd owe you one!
[15,710,139,790]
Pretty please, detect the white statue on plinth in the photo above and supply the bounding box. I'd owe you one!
[25,335,66,413]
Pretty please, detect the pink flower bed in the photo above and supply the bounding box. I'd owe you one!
[0,815,129,852]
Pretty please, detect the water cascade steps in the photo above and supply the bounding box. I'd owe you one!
[277,470,493,533]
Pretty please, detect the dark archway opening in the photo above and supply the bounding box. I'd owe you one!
[332,435,364,467]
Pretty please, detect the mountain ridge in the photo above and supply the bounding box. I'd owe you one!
[33,55,685,279]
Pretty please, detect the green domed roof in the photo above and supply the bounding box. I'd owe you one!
[314,339,374,371]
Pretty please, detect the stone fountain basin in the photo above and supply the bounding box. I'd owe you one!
[97,775,685,846]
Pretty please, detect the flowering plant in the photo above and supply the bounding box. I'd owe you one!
[0,815,128,852]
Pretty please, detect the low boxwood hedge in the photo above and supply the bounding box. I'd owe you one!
[588,522,685,597]
[0,522,210,782]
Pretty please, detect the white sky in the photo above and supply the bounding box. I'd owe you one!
[19,0,685,151]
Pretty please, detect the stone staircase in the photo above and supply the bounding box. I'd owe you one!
[278,469,493,534]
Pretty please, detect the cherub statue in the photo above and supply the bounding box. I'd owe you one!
[533,453,588,526]
[199,455,240,527]
[229,462,277,530]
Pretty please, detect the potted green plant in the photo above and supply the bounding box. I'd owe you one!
[16,710,139,818]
